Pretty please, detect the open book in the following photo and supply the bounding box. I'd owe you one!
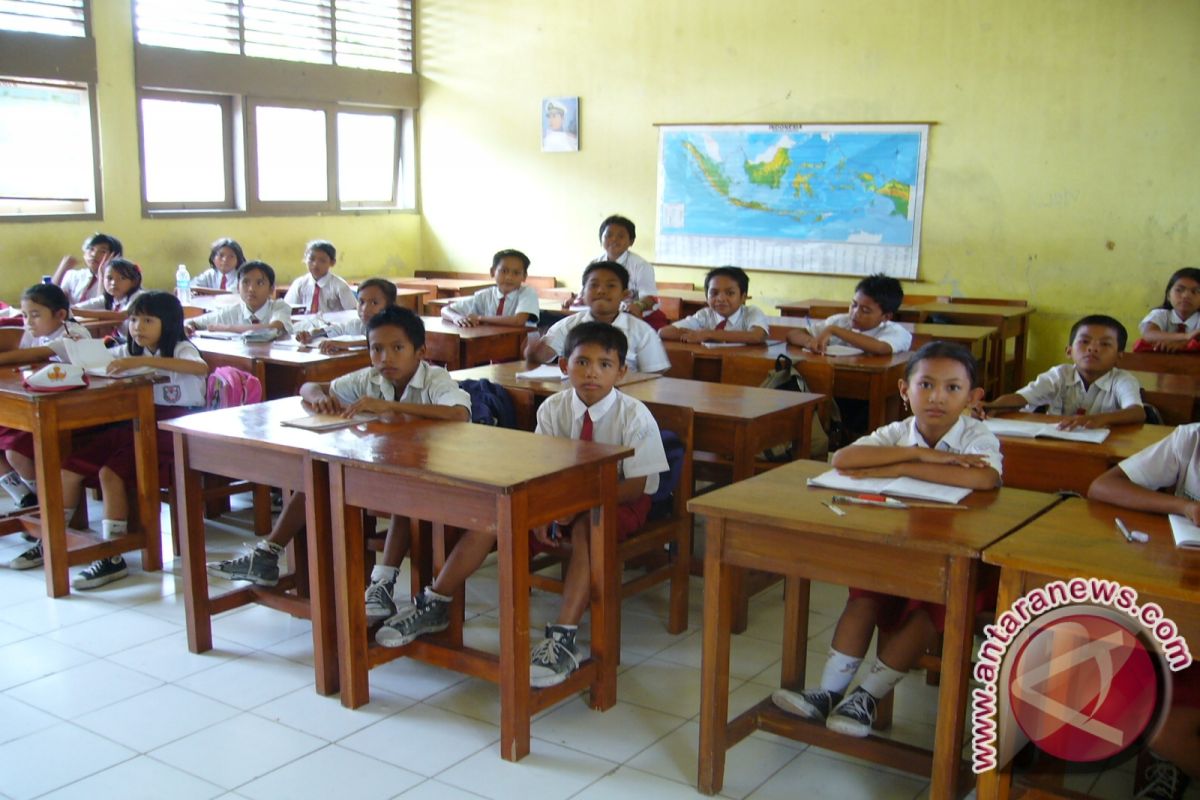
[515,364,567,380]
[64,339,155,378]
[1168,515,1200,549]
[984,418,1110,444]
[280,413,378,432]
[806,469,972,504]
[821,344,865,357]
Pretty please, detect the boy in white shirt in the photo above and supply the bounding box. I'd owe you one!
[441,249,540,328]
[294,278,397,352]
[187,261,294,336]
[660,266,769,344]
[979,314,1144,429]
[283,240,357,314]
[786,273,913,355]
[592,214,657,318]
[51,232,122,306]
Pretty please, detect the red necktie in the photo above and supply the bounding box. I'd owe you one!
[580,410,593,442]
[715,319,728,330]
[1178,323,1187,333]
[219,273,227,291]
[82,272,98,299]
[497,294,506,316]
[309,284,321,314]
[249,315,260,324]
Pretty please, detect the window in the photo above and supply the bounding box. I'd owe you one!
[139,93,234,209]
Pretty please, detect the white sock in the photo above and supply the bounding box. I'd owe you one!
[370,565,399,584]
[820,649,863,695]
[22,478,36,492]
[424,586,451,603]
[101,519,128,540]
[256,541,284,557]
[858,659,907,700]
[0,471,30,501]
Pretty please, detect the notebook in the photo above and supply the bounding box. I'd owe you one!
[822,344,865,357]
[1168,515,1200,549]
[515,364,567,380]
[280,413,378,432]
[806,469,972,504]
[983,418,1110,444]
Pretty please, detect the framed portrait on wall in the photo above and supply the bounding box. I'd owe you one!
[542,96,579,152]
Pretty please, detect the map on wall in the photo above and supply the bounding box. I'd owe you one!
[655,123,929,278]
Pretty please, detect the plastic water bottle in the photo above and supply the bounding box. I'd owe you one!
[41,275,52,285]
[175,264,191,304]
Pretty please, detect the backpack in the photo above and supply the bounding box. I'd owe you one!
[759,354,838,460]
[648,429,685,520]
[459,378,517,428]
[206,366,263,410]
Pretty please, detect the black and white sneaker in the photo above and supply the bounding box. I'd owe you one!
[364,577,398,624]
[73,556,128,590]
[1135,754,1190,800]
[206,547,280,586]
[529,625,580,688]
[7,542,42,570]
[826,687,878,737]
[771,687,843,722]
[376,588,450,647]
[17,493,38,511]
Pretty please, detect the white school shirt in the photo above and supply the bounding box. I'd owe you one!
[1016,364,1142,415]
[671,304,770,333]
[1139,308,1200,334]
[284,273,358,313]
[329,360,471,410]
[60,268,103,305]
[592,250,657,301]
[108,340,207,407]
[854,415,1004,475]
[447,285,540,321]
[191,267,237,291]
[536,387,668,495]
[293,315,365,339]
[74,288,144,314]
[813,313,913,353]
[542,311,671,373]
[192,298,294,333]
[20,319,91,351]
[1119,423,1200,500]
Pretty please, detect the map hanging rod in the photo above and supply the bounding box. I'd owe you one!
[652,121,938,127]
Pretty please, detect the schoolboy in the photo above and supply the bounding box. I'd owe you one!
[187,261,294,335]
[785,273,912,354]
[284,240,357,314]
[526,261,671,374]
[52,232,123,306]
[376,322,668,688]
[441,249,540,328]
[979,314,1144,429]
[206,306,471,588]
[295,278,397,352]
[659,265,768,344]
[592,214,657,317]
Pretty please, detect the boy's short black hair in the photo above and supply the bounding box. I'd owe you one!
[581,260,630,290]
[492,249,530,273]
[83,232,122,256]
[1070,314,1129,351]
[1160,267,1200,309]
[905,341,980,389]
[356,278,398,304]
[237,260,276,286]
[306,239,337,262]
[598,214,636,244]
[854,273,904,315]
[705,266,750,295]
[367,305,425,350]
[563,321,629,367]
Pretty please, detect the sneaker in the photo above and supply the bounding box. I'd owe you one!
[7,542,42,570]
[529,625,580,688]
[376,589,450,647]
[1136,754,1191,800]
[771,687,842,722]
[206,547,280,586]
[365,577,398,624]
[826,687,878,737]
[73,556,128,590]
[17,493,38,510]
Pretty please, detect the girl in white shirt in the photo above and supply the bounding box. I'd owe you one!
[1138,267,1200,352]
[72,258,145,343]
[191,238,245,292]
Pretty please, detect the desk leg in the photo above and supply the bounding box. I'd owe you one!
[303,458,338,696]
[174,433,213,652]
[930,556,978,800]
[730,442,752,635]
[133,389,162,572]
[975,567,1023,800]
[33,409,69,597]
[1012,321,1028,390]
[496,492,532,761]
[698,517,733,795]
[588,463,619,710]
[331,465,370,709]
[781,576,810,688]
[867,374,887,430]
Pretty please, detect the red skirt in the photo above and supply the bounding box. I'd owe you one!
[62,405,197,482]
[530,493,653,555]
[846,569,999,634]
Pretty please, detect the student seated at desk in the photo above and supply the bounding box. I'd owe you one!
[377,322,668,688]
[1089,427,1200,795]
[186,261,294,336]
[526,260,670,374]
[72,258,145,344]
[283,240,357,314]
[51,232,122,306]
[978,314,1145,428]
[772,342,1001,736]
[441,249,540,329]
[1136,267,1200,353]
[206,307,471,607]
[191,237,245,292]
[659,266,768,344]
[593,214,657,319]
[294,278,396,353]
[784,273,912,355]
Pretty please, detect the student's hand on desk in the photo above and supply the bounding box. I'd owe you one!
[1055,416,1098,430]
[106,357,142,374]
[917,450,991,468]
[302,392,343,415]
[1184,502,1200,526]
[316,339,350,354]
[1156,340,1187,352]
[623,302,645,319]
[343,397,393,418]
[184,322,198,335]
[678,329,711,344]
[560,293,578,311]
[295,330,314,345]
[454,314,482,328]
[837,466,903,479]
[808,328,838,354]
[969,402,990,420]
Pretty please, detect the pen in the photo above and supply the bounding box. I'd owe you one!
[830,495,969,510]
[822,501,846,517]
[1114,517,1150,544]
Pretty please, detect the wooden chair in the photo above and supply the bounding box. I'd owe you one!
[719,354,836,455]
[655,281,697,291]
[528,401,694,633]
[664,347,694,379]
[0,327,23,353]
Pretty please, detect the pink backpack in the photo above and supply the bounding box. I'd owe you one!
[205,366,263,409]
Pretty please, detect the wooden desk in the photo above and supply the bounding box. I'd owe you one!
[419,316,526,369]
[448,360,660,405]
[192,336,370,400]
[1117,351,1200,376]
[1130,369,1200,424]
[990,413,1173,494]
[327,419,630,764]
[0,368,162,597]
[690,460,1059,799]
[907,303,1035,393]
[394,277,494,299]
[655,288,709,321]
[977,498,1200,800]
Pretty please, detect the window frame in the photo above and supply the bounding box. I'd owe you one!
[137,89,238,212]
[335,105,402,209]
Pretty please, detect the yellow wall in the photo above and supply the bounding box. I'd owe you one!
[0,2,421,301]
[416,0,1200,374]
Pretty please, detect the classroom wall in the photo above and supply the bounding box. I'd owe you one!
[416,0,1200,375]
[0,3,422,302]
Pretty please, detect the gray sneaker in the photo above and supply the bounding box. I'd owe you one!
[826,687,878,738]
[8,542,43,570]
[73,556,128,590]
[365,577,398,624]
[1136,754,1190,800]
[376,589,450,647]
[206,547,280,586]
[771,687,842,722]
[529,625,580,688]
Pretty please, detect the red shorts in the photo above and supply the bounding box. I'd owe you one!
[0,426,31,454]
[530,493,653,555]
[846,570,999,634]
[62,405,197,483]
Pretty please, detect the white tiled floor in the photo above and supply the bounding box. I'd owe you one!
[0,503,1192,800]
